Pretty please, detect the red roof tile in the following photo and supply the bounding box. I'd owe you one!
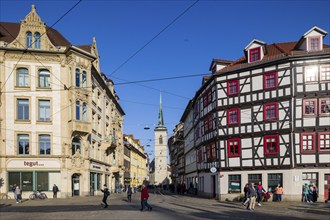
[0,21,71,47]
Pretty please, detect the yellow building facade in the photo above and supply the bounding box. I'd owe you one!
[0,5,125,198]
[123,135,148,190]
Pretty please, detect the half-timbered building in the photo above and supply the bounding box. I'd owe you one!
[212,26,330,201]
[187,26,329,200]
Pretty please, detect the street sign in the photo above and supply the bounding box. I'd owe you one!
[210,167,217,173]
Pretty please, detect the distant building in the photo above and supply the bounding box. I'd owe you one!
[123,135,148,189]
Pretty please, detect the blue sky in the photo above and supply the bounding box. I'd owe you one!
[1,0,329,159]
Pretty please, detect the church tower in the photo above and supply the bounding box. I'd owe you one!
[153,93,168,185]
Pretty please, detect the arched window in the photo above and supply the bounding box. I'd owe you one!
[82,103,87,121]
[34,32,41,49]
[26,32,32,48]
[82,71,87,88]
[72,138,81,155]
[75,69,80,87]
[76,101,80,120]
[38,69,50,88]
[159,135,163,144]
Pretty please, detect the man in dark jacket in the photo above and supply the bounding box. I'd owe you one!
[101,184,110,208]
[140,184,152,211]
[52,184,59,199]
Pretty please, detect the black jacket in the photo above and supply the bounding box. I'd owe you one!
[101,187,110,197]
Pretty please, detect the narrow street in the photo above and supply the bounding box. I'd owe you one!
[1,191,329,220]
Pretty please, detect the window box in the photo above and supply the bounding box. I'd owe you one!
[264,135,279,156]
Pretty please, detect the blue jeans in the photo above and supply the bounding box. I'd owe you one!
[277,194,282,201]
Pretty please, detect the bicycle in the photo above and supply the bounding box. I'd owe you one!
[29,191,47,200]
[0,192,12,200]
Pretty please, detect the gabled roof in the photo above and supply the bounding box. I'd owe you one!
[0,21,71,46]
[294,26,328,50]
[216,41,330,74]
[77,45,92,53]
[303,26,328,37]
[244,39,266,51]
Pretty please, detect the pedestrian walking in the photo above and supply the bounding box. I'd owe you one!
[52,184,59,199]
[101,184,110,208]
[12,184,17,201]
[256,181,265,206]
[274,184,283,202]
[311,183,318,202]
[15,186,22,203]
[140,184,152,211]
[303,183,312,203]
[247,183,257,211]
[127,185,132,202]
[242,183,250,206]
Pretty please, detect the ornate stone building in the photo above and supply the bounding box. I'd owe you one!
[0,5,125,198]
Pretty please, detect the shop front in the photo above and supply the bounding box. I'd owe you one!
[89,162,104,196]
[6,159,61,198]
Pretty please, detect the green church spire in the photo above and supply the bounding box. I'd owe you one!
[158,92,164,127]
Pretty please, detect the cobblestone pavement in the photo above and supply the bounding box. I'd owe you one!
[0,191,329,220]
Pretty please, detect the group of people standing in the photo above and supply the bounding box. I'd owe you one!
[302,183,318,203]
[242,182,264,210]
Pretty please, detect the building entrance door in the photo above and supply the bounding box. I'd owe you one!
[72,174,80,196]
[324,174,330,201]
[212,175,216,198]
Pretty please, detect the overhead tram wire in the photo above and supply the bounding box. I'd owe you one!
[115,73,210,85]
[108,0,199,77]
[112,75,191,100]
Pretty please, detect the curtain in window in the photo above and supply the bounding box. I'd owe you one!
[17,68,29,87]
[39,69,50,87]
[18,134,29,154]
[39,100,50,121]
[39,135,51,155]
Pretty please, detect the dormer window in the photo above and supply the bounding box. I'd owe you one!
[26,31,32,48]
[310,37,319,50]
[249,47,261,62]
